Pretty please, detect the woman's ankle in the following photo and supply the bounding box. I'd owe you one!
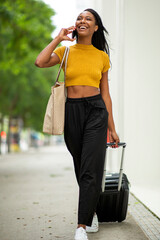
[78,224,86,229]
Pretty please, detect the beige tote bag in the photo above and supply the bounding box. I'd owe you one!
[43,47,69,135]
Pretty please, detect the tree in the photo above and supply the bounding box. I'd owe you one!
[0,0,61,132]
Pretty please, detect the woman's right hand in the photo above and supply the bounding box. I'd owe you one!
[35,26,76,68]
[57,26,76,42]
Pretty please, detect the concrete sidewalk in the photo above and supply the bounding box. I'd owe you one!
[0,146,150,240]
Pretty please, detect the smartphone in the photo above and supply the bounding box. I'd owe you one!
[72,29,77,39]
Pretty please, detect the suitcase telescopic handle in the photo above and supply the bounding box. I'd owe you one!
[102,142,126,192]
[106,142,126,148]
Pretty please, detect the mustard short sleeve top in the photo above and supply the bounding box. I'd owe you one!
[53,43,110,88]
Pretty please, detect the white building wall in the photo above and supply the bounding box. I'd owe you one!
[123,0,160,218]
[89,0,160,217]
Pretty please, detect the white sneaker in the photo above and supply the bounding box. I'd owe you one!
[74,227,88,240]
[86,213,99,233]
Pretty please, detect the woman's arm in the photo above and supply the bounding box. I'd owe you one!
[100,71,120,146]
[35,26,75,68]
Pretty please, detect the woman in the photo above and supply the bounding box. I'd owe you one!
[35,8,120,240]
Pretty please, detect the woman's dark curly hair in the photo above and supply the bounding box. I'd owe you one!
[74,8,110,57]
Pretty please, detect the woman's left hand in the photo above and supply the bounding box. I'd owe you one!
[109,130,120,148]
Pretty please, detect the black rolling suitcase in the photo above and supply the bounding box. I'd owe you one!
[96,142,130,222]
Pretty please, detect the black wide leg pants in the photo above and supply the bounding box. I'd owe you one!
[64,93,108,226]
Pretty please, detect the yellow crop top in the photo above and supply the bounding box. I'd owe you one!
[53,43,110,88]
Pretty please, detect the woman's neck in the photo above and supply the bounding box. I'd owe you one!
[77,36,92,45]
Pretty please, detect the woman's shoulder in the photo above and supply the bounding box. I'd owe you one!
[98,49,109,58]
[92,46,109,57]
[53,46,67,63]
[54,45,66,53]
[98,49,110,63]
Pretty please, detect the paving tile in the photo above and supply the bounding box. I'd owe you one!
[129,193,160,240]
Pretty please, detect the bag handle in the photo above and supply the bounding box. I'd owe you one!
[55,47,69,84]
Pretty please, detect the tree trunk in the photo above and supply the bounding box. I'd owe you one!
[7,116,11,153]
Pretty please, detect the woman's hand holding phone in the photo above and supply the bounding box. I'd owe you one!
[57,26,76,42]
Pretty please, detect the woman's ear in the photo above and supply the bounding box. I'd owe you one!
[95,25,98,32]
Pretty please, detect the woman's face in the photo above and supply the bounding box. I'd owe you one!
[75,11,98,38]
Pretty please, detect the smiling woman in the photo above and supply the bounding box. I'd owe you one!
[75,11,98,37]
[35,8,120,240]
[72,9,109,53]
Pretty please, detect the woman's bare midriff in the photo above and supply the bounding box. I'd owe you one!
[67,85,100,98]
